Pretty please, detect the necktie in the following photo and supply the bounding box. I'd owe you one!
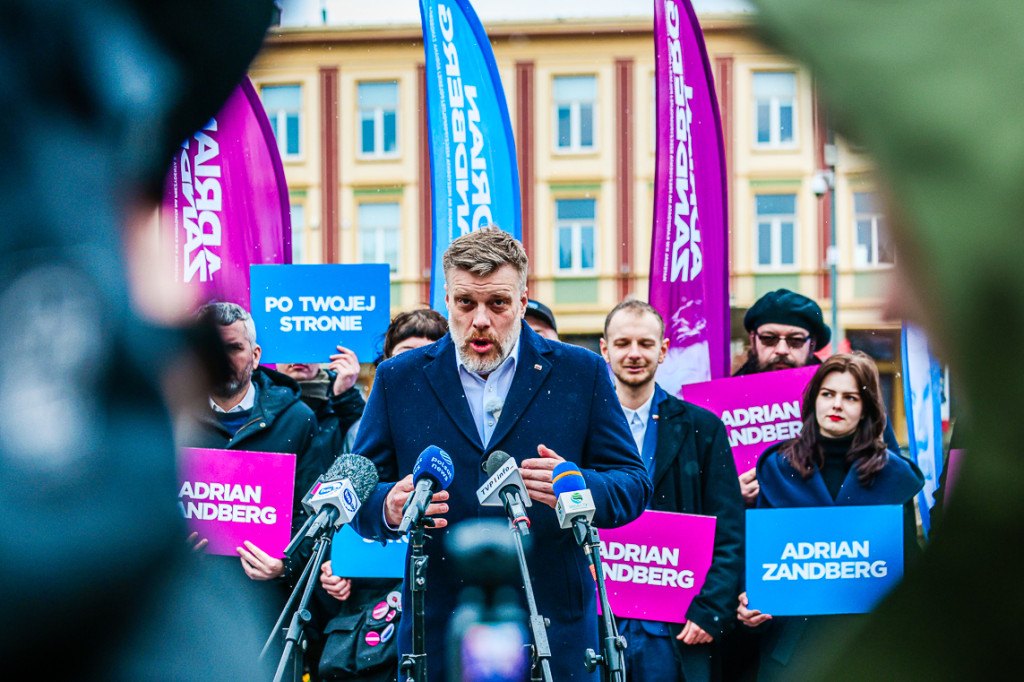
[630,412,645,456]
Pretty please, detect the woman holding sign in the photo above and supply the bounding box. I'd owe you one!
[736,352,924,681]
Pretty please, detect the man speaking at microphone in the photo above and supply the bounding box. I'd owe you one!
[351,227,651,681]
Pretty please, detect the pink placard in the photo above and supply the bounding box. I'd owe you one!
[681,366,816,474]
[177,447,296,557]
[597,510,716,624]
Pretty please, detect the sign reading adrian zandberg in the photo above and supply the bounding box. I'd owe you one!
[681,366,816,474]
[597,510,716,624]
[177,447,295,557]
[745,506,904,616]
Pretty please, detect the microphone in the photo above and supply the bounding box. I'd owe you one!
[286,454,379,556]
[552,462,596,530]
[398,445,455,534]
[478,451,532,536]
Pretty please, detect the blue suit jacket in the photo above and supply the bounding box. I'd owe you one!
[351,324,651,681]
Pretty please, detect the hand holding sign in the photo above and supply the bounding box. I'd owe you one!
[737,591,771,628]
[238,540,285,581]
[319,561,352,602]
[739,468,759,508]
[329,345,360,395]
[677,620,713,645]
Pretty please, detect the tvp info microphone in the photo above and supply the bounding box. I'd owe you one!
[478,451,532,535]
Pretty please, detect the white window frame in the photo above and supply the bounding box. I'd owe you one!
[357,81,400,160]
[553,199,597,276]
[357,202,401,276]
[290,202,306,265]
[853,192,893,269]
[753,194,798,271]
[752,71,798,150]
[261,84,303,161]
[553,75,597,154]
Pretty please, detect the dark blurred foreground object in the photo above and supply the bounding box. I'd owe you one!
[748,0,1024,678]
[446,519,532,682]
[0,0,274,679]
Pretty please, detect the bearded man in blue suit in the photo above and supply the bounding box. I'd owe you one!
[350,227,651,681]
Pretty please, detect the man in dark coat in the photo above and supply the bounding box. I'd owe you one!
[351,228,651,682]
[181,301,322,626]
[600,300,744,682]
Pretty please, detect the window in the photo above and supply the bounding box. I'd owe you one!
[854,192,894,267]
[357,202,400,274]
[262,85,302,158]
[554,76,596,152]
[358,81,399,158]
[555,199,596,275]
[290,203,306,264]
[755,194,797,269]
[753,72,796,148]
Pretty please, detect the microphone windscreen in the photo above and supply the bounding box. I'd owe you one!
[324,453,380,503]
[483,450,511,477]
[412,445,455,489]
[552,461,586,497]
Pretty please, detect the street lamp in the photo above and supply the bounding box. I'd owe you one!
[813,143,839,352]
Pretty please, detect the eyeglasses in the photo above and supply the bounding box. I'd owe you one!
[756,333,811,349]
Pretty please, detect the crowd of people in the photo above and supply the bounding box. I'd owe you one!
[181,228,923,682]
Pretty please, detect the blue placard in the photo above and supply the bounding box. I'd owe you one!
[419,0,522,313]
[745,506,903,616]
[329,524,407,578]
[249,264,390,363]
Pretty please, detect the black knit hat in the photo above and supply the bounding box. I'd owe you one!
[744,289,831,349]
[525,299,557,333]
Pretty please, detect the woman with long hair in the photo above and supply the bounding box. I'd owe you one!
[736,351,924,680]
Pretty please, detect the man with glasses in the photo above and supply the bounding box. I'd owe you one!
[732,289,829,376]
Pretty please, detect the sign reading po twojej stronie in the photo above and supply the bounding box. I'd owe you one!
[177,447,296,557]
[745,505,904,616]
[597,510,716,624]
[250,264,391,363]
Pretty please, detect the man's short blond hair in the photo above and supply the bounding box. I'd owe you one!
[442,226,529,293]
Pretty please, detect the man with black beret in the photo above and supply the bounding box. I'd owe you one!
[732,288,830,376]
[730,287,901,492]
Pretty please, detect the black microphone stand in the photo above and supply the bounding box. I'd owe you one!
[507,522,553,682]
[399,516,434,682]
[573,520,626,682]
[260,508,340,682]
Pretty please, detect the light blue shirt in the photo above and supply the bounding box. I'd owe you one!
[456,337,521,448]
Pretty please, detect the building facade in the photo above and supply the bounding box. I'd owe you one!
[247,7,905,438]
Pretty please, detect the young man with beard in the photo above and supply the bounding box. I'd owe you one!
[181,302,322,614]
[600,300,743,682]
[350,227,651,682]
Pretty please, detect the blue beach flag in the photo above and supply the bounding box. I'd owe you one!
[419,0,521,313]
[901,322,944,538]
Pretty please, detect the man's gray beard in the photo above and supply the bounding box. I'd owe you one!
[212,366,253,401]
[453,318,521,374]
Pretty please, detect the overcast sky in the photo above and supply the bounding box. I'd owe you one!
[279,0,755,27]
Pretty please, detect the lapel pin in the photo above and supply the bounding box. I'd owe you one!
[534,364,542,371]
